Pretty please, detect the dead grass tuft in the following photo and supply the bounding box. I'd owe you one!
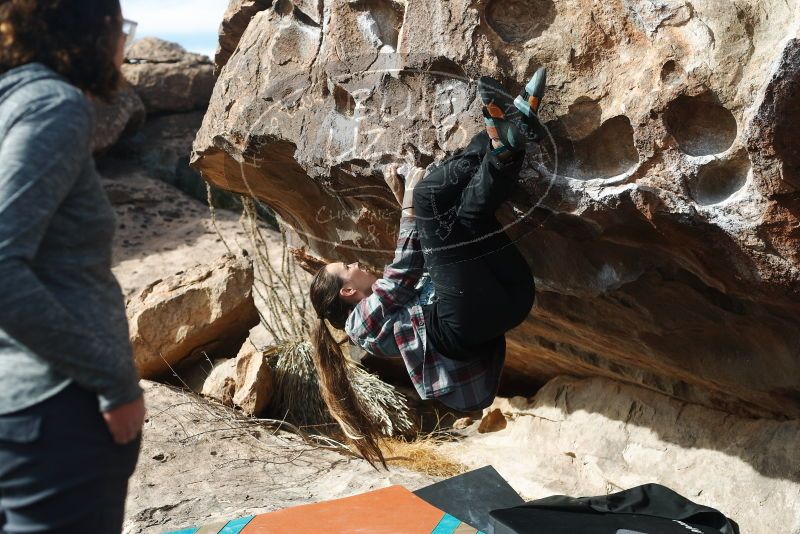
[267,340,416,437]
[380,435,468,478]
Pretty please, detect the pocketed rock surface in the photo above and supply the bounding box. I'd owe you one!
[192,0,800,419]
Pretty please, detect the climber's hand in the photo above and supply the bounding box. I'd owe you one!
[404,166,427,192]
[400,166,427,216]
[384,163,405,206]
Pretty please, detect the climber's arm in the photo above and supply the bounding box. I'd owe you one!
[346,162,429,357]
[344,214,425,357]
[382,214,425,292]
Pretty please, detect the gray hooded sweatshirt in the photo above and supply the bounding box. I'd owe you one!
[0,62,142,414]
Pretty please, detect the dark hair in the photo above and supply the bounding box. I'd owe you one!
[0,0,123,101]
[309,265,386,468]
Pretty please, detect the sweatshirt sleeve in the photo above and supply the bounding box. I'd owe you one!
[345,215,425,357]
[380,215,425,297]
[0,89,142,412]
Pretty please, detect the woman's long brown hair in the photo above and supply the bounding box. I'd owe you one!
[309,266,386,469]
[0,0,124,101]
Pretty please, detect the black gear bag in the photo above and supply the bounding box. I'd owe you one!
[488,483,739,534]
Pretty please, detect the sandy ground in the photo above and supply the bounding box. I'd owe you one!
[125,381,437,533]
[107,171,252,297]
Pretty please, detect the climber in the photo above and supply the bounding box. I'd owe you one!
[309,68,548,467]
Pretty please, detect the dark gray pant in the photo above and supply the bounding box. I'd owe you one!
[414,131,535,361]
[0,383,141,533]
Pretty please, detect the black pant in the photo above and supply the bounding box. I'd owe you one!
[0,383,141,533]
[414,131,535,361]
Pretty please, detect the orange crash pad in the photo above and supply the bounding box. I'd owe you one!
[166,485,481,534]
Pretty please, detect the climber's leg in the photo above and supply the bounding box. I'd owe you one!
[479,67,548,144]
[425,207,534,356]
[411,130,489,229]
[418,235,516,359]
[413,73,544,361]
[471,218,535,330]
[455,144,525,234]
[455,70,551,232]
[415,154,534,359]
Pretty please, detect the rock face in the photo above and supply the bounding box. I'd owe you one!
[192,1,800,418]
[199,339,274,416]
[123,37,215,114]
[215,0,272,74]
[442,377,800,534]
[127,254,260,379]
[200,357,238,406]
[91,80,146,154]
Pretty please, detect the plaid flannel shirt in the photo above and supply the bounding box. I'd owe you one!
[345,215,504,411]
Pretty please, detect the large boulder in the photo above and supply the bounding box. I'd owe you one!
[123,37,215,114]
[191,1,800,418]
[215,0,272,74]
[91,80,146,154]
[127,254,260,379]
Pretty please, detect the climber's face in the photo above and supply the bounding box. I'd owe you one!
[326,261,377,304]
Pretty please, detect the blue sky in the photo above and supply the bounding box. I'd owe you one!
[120,0,227,58]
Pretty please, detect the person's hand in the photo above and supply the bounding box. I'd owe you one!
[103,395,146,444]
[385,164,428,207]
[384,163,405,206]
[404,166,427,191]
[401,166,427,213]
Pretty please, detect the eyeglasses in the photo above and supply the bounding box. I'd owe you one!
[122,18,137,48]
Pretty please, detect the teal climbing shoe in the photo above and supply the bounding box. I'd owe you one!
[478,67,548,144]
[482,105,527,160]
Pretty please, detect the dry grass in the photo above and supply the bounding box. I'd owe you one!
[380,435,468,478]
[267,340,416,438]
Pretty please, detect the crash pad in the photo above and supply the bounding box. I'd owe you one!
[413,466,524,531]
[166,485,483,534]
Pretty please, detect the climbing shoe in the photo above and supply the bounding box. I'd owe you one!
[478,67,548,145]
[515,66,547,129]
[482,105,527,161]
